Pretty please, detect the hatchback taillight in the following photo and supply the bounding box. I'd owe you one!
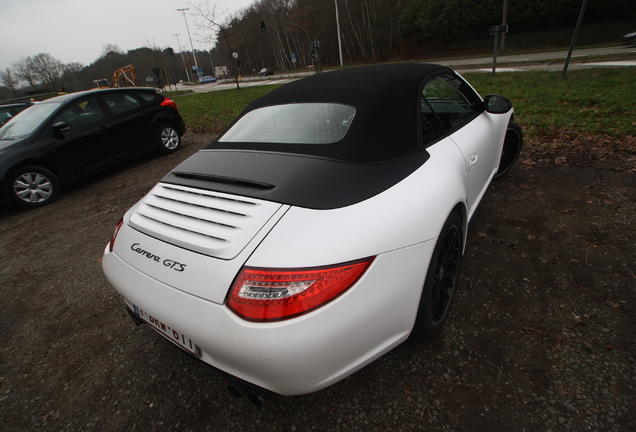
[160,97,178,110]
[227,257,374,322]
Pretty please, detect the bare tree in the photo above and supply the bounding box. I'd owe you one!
[100,44,125,57]
[0,68,20,96]
[12,58,38,90]
[188,1,227,46]
[29,53,64,88]
[188,1,245,87]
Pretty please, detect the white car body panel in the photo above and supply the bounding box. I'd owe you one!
[247,136,468,268]
[450,111,512,216]
[102,63,521,396]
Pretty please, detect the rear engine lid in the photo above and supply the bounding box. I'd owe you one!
[114,183,288,303]
[128,183,285,260]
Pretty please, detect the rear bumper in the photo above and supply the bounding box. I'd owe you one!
[102,239,434,396]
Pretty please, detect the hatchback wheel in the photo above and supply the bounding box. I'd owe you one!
[9,166,61,209]
[494,122,523,179]
[412,212,462,338]
[156,123,181,154]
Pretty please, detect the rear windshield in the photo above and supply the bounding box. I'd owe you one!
[219,103,356,144]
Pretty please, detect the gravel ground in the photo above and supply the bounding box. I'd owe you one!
[0,133,634,431]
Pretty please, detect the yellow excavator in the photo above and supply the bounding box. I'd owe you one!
[92,65,137,89]
[112,65,137,87]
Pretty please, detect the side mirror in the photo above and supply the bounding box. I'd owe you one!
[484,94,513,114]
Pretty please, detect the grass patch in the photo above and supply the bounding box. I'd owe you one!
[406,19,635,62]
[173,85,282,134]
[466,68,636,154]
[175,68,635,156]
[164,90,194,97]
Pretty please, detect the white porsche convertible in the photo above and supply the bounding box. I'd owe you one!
[102,63,522,401]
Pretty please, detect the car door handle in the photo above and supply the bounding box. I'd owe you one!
[97,125,110,134]
[468,153,478,170]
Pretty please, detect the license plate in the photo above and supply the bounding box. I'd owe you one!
[133,305,200,357]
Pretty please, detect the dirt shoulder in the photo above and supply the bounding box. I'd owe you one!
[0,133,634,431]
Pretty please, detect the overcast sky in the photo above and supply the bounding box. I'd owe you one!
[0,0,255,71]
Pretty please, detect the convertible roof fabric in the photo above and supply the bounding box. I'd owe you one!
[209,63,453,163]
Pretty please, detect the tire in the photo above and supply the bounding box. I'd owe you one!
[494,122,523,179]
[412,212,462,338]
[156,123,181,154]
[8,166,61,209]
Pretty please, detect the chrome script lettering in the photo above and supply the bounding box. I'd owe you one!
[130,243,186,272]
[131,243,161,262]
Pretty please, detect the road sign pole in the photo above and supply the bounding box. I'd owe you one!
[492,31,500,76]
[562,0,589,78]
[490,25,508,76]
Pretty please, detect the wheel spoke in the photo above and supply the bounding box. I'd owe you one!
[14,173,53,203]
[161,128,179,150]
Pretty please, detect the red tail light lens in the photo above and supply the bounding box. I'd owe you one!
[160,97,178,110]
[227,257,374,322]
[109,217,124,252]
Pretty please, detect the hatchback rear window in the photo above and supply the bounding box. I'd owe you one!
[136,91,158,103]
[219,103,356,144]
[103,93,142,115]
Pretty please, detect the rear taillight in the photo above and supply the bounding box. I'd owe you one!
[227,257,374,322]
[160,97,178,110]
[109,217,124,252]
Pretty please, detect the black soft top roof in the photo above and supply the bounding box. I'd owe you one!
[209,63,454,163]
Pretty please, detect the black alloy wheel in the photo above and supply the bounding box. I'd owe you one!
[494,122,523,179]
[156,123,181,154]
[412,212,462,338]
[9,165,61,209]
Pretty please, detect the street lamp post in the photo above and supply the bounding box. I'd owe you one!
[177,8,200,82]
[335,0,343,67]
[173,33,191,82]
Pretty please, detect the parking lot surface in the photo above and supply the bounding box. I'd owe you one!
[1,133,634,431]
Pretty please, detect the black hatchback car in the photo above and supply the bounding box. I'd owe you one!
[0,88,185,209]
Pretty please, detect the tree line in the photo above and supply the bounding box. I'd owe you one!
[0,45,213,101]
[203,0,633,74]
[1,0,634,100]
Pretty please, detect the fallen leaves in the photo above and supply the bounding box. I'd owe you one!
[518,131,636,173]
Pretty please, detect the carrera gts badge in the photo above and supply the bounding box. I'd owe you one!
[131,243,187,272]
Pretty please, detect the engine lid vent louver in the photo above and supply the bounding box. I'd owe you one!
[128,183,284,260]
